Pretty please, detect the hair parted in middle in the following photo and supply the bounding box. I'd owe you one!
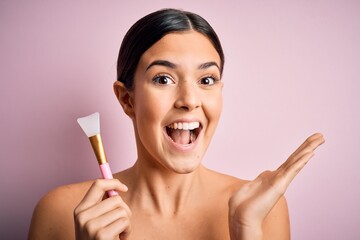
[117,8,225,90]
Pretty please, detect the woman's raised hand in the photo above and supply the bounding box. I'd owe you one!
[228,133,325,240]
[74,179,132,240]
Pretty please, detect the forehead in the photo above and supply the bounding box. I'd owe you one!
[139,31,221,68]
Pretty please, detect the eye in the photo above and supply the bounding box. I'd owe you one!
[199,75,219,86]
[152,74,174,85]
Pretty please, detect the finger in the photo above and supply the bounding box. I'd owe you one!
[84,202,131,238]
[75,179,128,215]
[263,152,314,198]
[76,195,132,225]
[279,133,324,170]
[91,195,132,220]
[274,134,324,193]
[291,134,324,163]
[292,133,324,157]
[286,133,321,160]
[94,214,132,240]
[282,151,315,185]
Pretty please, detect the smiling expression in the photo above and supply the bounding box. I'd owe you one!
[127,30,223,174]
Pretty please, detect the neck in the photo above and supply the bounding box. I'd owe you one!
[123,160,206,216]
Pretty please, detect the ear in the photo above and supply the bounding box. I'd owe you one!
[113,81,135,118]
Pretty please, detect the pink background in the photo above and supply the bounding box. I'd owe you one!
[1,0,359,239]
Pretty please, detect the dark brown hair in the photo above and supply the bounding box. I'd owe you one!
[117,8,225,90]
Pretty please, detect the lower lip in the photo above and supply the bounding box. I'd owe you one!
[163,128,201,152]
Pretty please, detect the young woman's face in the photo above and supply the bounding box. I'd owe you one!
[131,31,223,174]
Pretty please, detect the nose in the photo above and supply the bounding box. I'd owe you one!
[174,81,201,111]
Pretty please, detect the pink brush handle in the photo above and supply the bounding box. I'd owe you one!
[99,163,118,197]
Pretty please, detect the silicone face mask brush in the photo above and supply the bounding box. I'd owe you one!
[77,112,118,197]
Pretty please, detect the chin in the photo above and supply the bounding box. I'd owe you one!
[173,167,197,174]
[165,157,202,174]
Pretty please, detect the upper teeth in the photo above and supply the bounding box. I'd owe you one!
[167,122,200,130]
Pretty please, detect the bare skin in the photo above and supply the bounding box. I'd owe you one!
[29,166,291,239]
[28,31,324,240]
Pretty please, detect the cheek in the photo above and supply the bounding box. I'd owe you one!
[133,88,171,126]
[205,91,223,122]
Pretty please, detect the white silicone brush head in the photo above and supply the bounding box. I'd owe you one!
[77,112,100,137]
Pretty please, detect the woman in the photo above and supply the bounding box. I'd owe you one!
[28,9,324,240]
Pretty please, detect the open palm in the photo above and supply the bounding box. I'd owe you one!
[229,133,325,239]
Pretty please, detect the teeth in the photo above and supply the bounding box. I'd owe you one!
[167,122,200,130]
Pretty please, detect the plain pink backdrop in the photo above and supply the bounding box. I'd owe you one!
[1,0,359,239]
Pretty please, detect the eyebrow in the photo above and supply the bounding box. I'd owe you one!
[198,61,220,71]
[145,60,220,72]
[146,60,176,71]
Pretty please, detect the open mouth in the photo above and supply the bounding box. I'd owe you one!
[165,122,201,145]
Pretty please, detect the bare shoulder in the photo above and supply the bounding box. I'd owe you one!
[203,167,248,195]
[263,195,290,239]
[28,180,93,240]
